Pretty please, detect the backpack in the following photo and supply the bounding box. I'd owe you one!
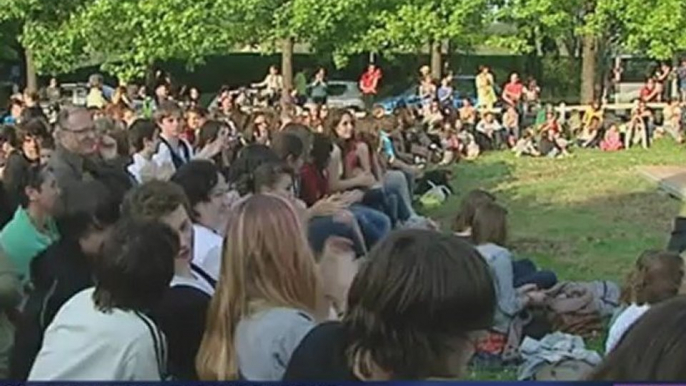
[543,282,608,339]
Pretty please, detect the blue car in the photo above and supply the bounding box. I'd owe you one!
[378,75,481,114]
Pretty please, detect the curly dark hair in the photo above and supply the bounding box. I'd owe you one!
[122,180,189,221]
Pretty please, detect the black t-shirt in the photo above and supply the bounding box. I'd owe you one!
[151,286,210,380]
[283,321,359,381]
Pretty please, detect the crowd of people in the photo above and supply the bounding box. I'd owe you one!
[0,64,682,382]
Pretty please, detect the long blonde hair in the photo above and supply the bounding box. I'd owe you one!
[195,194,322,380]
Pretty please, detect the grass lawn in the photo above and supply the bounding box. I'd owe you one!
[427,139,686,380]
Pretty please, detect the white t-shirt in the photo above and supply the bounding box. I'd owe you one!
[153,136,193,170]
[193,224,223,281]
[29,288,165,381]
[605,303,650,354]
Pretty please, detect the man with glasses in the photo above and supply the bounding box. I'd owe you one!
[50,107,99,188]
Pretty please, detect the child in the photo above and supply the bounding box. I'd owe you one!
[663,98,683,144]
[600,124,623,152]
[538,128,567,158]
[513,128,540,157]
[502,106,520,145]
[457,124,480,160]
[0,165,60,281]
[472,202,556,336]
[605,250,683,354]
[438,120,460,165]
[37,136,54,167]
[127,119,174,184]
[577,116,602,148]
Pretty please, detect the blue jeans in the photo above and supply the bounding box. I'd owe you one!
[383,170,416,221]
[362,188,398,226]
[308,216,366,257]
[512,259,557,290]
[350,204,392,248]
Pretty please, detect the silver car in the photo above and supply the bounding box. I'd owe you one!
[324,80,365,111]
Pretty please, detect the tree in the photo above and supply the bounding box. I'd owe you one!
[0,0,91,90]
[495,0,686,103]
[332,0,490,79]
[63,0,240,82]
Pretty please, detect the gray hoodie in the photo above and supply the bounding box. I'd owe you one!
[476,243,527,333]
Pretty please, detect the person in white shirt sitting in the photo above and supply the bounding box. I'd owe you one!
[475,112,506,151]
[152,102,224,173]
[171,160,236,281]
[127,119,174,184]
[28,219,179,381]
[605,250,684,354]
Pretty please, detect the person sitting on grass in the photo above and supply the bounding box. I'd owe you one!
[171,160,232,280]
[127,119,174,184]
[538,128,569,158]
[10,180,122,381]
[577,116,602,148]
[513,128,540,157]
[472,202,554,338]
[600,124,623,152]
[502,106,520,146]
[283,230,496,381]
[605,250,683,354]
[662,97,683,144]
[625,99,653,149]
[254,161,367,260]
[196,194,330,381]
[452,189,496,243]
[123,181,215,380]
[0,165,60,282]
[475,112,506,151]
[590,296,686,381]
[28,219,178,381]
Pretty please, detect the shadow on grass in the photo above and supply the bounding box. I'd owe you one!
[505,190,678,282]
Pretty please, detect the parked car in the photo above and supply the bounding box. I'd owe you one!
[378,75,480,114]
[318,80,365,111]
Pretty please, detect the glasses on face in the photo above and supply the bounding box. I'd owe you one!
[255,120,267,126]
[65,126,95,136]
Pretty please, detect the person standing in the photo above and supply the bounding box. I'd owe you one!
[502,72,524,113]
[676,59,686,102]
[475,66,497,110]
[359,64,382,111]
[310,68,329,106]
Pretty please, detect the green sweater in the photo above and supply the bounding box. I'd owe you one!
[0,208,60,281]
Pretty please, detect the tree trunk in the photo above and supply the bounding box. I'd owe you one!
[25,47,37,93]
[580,33,597,104]
[281,37,294,106]
[430,40,442,80]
